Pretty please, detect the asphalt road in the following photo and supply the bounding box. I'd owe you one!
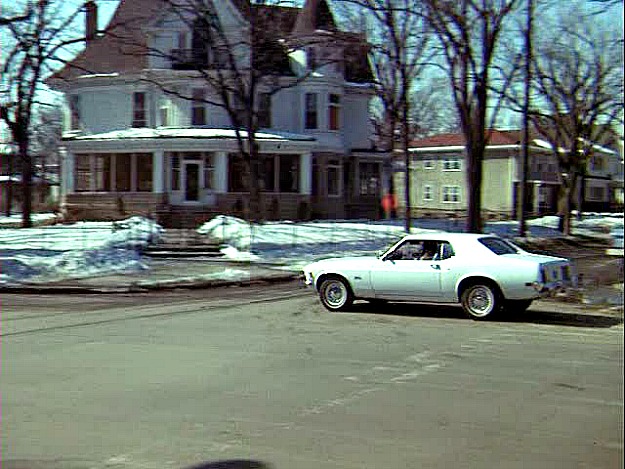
[2,283,623,469]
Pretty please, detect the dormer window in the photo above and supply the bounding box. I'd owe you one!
[328,93,340,131]
[192,89,206,126]
[159,97,172,127]
[132,92,147,128]
[69,95,81,130]
[305,93,318,129]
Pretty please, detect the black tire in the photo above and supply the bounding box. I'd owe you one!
[461,283,501,320]
[504,299,533,314]
[318,277,353,312]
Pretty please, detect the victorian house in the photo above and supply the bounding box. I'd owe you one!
[47,0,386,226]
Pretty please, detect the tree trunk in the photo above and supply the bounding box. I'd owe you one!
[557,183,572,235]
[5,155,13,217]
[576,171,585,220]
[465,141,484,234]
[247,139,262,222]
[18,128,33,228]
[402,115,411,233]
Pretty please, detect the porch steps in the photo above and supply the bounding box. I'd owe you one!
[144,228,225,258]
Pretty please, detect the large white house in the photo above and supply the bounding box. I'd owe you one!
[47,0,387,226]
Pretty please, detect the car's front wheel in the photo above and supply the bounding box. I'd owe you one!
[461,283,500,320]
[319,277,353,312]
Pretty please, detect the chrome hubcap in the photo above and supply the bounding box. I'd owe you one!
[468,286,493,316]
[324,281,346,307]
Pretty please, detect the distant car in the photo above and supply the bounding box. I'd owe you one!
[303,233,574,320]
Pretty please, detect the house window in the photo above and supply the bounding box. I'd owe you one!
[423,185,433,201]
[192,89,206,126]
[228,153,247,192]
[171,154,180,191]
[591,155,605,172]
[132,92,147,127]
[442,185,461,203]
[159,97,172,127]
[279,154,299,193]
[137,153,153,192]
[589,186,606,201]
[191,17,210,68]
[443,156,462,171]
[327,158,341,197]
[115,155,131,191]
[359,162,379,196]
[94,154,112,191]
[424,159,434,169]
[261,155,276,192]
[69,95,81,130]
[74,154,91,192]
[305,93,318,129]
[328,93,340,131]
[257,93,271,128]
[203,153,214,190]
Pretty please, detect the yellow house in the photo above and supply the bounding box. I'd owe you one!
[393,130,561,220]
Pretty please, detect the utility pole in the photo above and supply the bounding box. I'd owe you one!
[519,0,533,237]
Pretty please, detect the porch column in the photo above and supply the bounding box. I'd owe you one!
[61,147,74,195]
[214,151,228,193]
[153,150,165,193]
[534,182,541,215]
[300,152,312,195]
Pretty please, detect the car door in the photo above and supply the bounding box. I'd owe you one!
[369,240,442,301]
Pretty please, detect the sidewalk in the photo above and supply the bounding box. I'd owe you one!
[0,258,301,294]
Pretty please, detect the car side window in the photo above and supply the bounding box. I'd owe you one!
[389,241,450,261]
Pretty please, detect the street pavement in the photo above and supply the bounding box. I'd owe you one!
[1,284,623,469]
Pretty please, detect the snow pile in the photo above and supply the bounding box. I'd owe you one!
[198,214,624,269]
[0,217,162,285]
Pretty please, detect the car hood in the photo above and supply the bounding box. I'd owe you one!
[304,256,379,271]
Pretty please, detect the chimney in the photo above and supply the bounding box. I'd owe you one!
[85,1,98,44]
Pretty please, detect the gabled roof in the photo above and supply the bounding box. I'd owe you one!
[48,0,373,85]
[410,130,523,148]
[49,0,166,82]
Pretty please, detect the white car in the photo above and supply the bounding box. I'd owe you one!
[303,233,574,320]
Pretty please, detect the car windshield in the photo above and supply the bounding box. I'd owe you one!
[479,237,519,255]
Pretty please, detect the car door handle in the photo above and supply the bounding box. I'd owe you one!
[430,264,441,270]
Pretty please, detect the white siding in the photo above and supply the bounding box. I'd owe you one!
[343,92,372,150]
[80,89,133,133]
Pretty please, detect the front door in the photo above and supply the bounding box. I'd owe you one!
[184,162,200,202]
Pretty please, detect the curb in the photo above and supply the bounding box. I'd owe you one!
[0,272,302,294]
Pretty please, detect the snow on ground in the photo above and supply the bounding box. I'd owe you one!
[0,212,622,285]
[0,216,162,285]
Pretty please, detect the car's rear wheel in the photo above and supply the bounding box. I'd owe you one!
[461,283,500,320]
[319,277,353,312]
[504,299,533,314]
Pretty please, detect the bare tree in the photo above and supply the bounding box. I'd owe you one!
[337,0,433,231]
[505,1,623,234]
[137,0,354,220]
[1,1,84,227]
[421,0,522,233]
